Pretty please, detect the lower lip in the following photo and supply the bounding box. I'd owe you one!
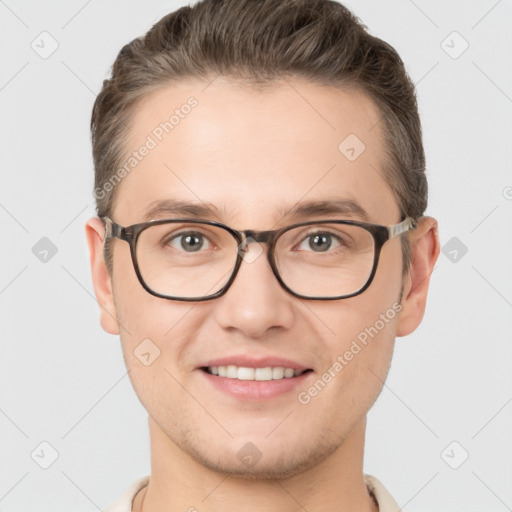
[199,369,313,400]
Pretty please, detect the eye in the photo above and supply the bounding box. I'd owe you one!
[167,231,211,252]
[297,231,343,252]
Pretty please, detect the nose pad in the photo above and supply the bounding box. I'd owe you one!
[236,236,265,265]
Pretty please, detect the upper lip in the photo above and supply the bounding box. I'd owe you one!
[199,355,311,371]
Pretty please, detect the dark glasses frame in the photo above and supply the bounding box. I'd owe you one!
[101,216,417,302]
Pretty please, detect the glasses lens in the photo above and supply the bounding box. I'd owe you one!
[136,222,238,299]
[274,223,375,298]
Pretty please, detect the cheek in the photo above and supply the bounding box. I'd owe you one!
[313,296,399,373]
[113,287,205,424]
[300,248,403,408]
[111,241,190,340]
[372,236,405,299]
[110,242,205,380]
[296,303,398,426]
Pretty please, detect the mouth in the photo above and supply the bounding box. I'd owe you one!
[198,357,314,400]
[201,365,313,381]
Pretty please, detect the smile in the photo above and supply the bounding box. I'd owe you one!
[204,365,311,381]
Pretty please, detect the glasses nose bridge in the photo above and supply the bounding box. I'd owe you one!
[238,228,275,252]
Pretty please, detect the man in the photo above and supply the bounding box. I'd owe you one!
[85,0,439,510]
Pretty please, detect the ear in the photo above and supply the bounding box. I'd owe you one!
[396,216,440,337]
[85,217,120,335]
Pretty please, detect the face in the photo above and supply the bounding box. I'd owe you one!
[90,76,410,478]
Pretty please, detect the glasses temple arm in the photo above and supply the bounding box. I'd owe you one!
[388,216,418,238]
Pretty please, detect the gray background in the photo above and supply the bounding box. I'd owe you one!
[1,0,511,510]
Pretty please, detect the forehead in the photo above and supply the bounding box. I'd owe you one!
[113,76,399,227]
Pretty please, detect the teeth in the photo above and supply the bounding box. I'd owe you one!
[255,367,272,381]
[238,367,255,380]
[227,365,238,378]
[284,368,294,378]
[207,365,305,381]
[272,367,284,379]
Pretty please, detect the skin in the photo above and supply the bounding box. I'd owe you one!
[86,76,439,512]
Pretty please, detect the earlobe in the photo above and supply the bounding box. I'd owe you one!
[85,217,120,335]
[396,216,440,337]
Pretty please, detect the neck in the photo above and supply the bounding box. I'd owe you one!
[133,416,378,512]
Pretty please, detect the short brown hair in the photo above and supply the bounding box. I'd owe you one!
[91,0,427,276]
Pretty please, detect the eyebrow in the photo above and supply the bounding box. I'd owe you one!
[278,199,370,222]
[141,198,370,223]
[142,199,221,221]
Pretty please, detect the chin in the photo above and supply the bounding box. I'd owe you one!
[184,435,341,481]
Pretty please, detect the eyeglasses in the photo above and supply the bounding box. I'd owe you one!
[102,216,417,301]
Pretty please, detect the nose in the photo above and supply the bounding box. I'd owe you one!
[212,241,295,339]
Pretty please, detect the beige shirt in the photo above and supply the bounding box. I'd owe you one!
[102,474,400,512]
